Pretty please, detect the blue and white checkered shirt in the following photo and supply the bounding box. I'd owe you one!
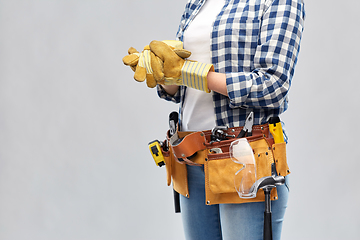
[157,0,305,129]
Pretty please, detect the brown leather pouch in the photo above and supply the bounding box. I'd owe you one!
[204,135,281,205]
[163,141,190,197]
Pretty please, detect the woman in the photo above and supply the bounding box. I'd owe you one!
[125,0,305,239]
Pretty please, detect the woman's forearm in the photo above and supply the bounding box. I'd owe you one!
[207,71,228,96]
[160,84,179,96]
[160,71,228,96]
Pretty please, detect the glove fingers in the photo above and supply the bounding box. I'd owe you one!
[161,40,191,58]
[123,47,140,70]
[128,47,139,54]
[122,53,139,67]
[162,40,184,49]
[134,65,146,82]
[150,51,164,82]
[149,40,179,62]
[173,49,191,59]
[146,74,157,88]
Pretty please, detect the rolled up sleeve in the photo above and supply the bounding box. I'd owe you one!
[157,85,182,104]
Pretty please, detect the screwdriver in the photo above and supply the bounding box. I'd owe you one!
[268,116,284,144]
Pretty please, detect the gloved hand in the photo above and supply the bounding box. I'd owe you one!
[122,40,192,88]
[150,40,214,93]
[122,46,156,88]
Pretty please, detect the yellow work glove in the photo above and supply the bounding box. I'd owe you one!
[122,46,156,88]
[122,40,191,88]
[150,40,214,93]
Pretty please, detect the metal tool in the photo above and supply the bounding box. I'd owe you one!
[169,111,178,137]
[249,176,285,240]
[168,111,181,213]
[210,126,235,144]
[209,148,223,154]
[237,111,254,138]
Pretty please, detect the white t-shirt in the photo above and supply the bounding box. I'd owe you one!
[181,0,225,131]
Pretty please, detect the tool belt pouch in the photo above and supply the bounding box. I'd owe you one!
[163,147,189,197]
[205,135,289,205]
[164,130,207,197]
[165,126,290,205]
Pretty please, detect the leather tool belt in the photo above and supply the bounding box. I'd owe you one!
[161,124,290,205]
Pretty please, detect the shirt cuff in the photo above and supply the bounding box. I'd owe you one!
[157,85,181,103]
[226,72,251,109]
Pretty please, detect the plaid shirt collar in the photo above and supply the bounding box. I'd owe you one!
[158,0,305,130]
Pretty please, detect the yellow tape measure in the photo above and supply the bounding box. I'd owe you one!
[148,140,165,167]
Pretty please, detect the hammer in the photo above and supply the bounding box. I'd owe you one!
[249,176,285,240]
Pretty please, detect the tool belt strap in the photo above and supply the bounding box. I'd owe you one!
[168,123,271,165]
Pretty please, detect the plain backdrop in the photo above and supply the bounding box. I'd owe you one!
[0,0,359,240]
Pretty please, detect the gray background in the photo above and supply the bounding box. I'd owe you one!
[0,0,359,239]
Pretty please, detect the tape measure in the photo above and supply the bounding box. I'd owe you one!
[148,140,165,167]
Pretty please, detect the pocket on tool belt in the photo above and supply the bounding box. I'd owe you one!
[205,137,276,195]
[205,152,240,194]
[272,142,290,177]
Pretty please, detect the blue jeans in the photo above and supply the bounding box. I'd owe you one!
[180,165,289,240]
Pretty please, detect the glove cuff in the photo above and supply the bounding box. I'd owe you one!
[181,61,214,93]
[137,50,153,74]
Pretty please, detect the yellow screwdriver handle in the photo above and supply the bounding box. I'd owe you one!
[269,117,284,144]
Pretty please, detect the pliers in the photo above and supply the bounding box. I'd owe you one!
[237,111,254,138]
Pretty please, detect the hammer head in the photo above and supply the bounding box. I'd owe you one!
[249,176,285,193]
